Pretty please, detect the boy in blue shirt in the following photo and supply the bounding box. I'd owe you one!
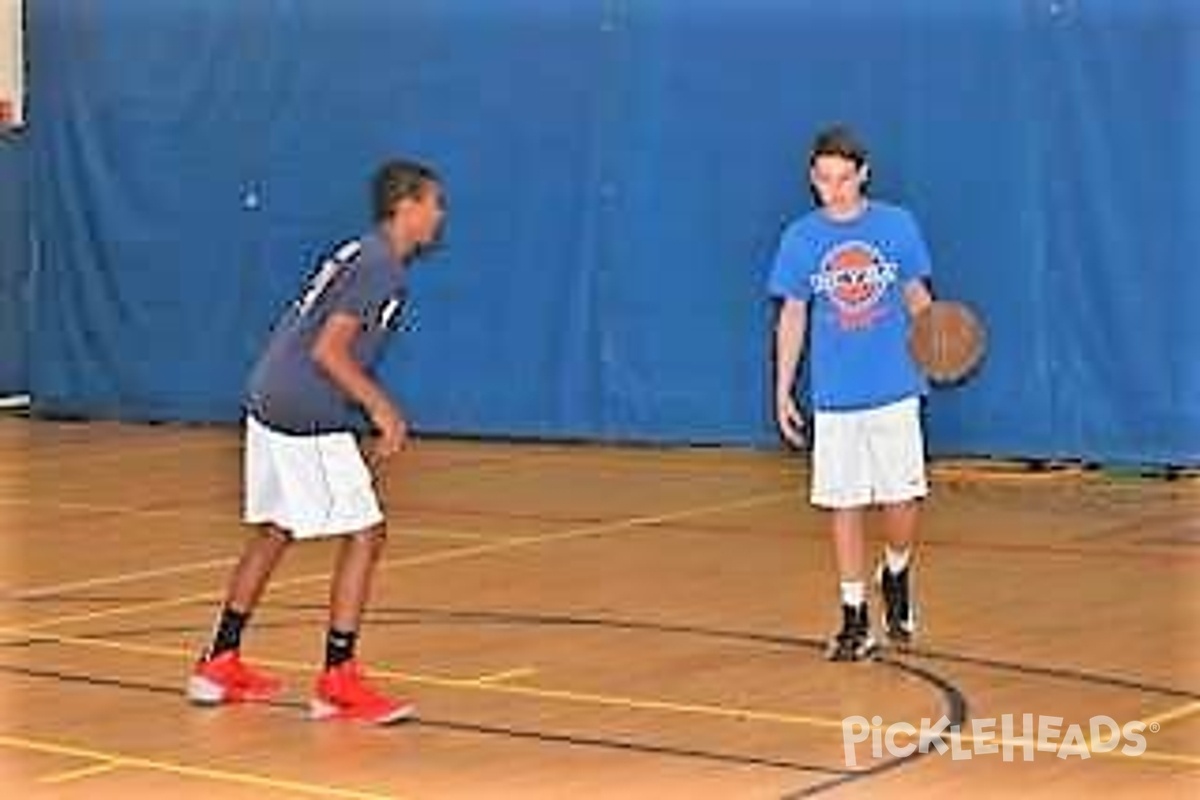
[187,159,445,721]
[769,126,934,661]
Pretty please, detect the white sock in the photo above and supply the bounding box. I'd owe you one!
[886,546,911,575]
[840,580,865,607]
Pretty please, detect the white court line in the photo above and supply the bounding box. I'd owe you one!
[0,437,236,476]
[9,557,238,600]
[0,493,505,600]
[7,490,791,633]
[0,496,507,541]
[0,496,232,524]
[6,524,507,600]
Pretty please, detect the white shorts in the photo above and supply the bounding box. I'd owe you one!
[810,397,928,509]
[243,415,383,539]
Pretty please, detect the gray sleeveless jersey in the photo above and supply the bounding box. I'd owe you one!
[246,232,409,434]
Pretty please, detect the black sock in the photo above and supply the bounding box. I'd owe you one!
[208,607,249,659]
[325,628,358,669]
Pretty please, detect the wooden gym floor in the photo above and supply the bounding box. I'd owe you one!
[0,416,1197,798]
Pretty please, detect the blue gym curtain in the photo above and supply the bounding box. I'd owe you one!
[17,0,1200,464]
[0,129,29,395]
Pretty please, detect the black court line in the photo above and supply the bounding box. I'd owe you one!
[778,658,968,799]
[417,717,850,775]
[222,605,1198,797]
[906,645,1200,701]
[349,607,1200,701]
[13,603,1193,701]
[29,603,1200,794]
[264,605,1199,700]
[0,662,851,778]
[0,637,61,649]
[0,605,970,796]
[11,601,1194,701]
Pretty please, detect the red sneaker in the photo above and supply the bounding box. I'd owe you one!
[310,660,415,725]
[187,650,283,705]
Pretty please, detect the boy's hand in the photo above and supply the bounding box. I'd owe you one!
[776,393,807,448]
[369,403,408,460]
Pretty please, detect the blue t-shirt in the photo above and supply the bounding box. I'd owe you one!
[246,232,409,434]
[767,201,931,411]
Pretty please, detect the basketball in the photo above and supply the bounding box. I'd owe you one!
[908,300,986,383]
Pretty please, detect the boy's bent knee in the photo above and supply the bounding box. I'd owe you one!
[352,523,388,545]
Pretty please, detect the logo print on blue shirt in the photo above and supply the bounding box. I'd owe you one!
[809,241,898,329]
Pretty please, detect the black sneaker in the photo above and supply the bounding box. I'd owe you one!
[826,603,877,661]
[879,563,916,646]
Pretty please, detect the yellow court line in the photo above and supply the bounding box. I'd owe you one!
[1143,699,1200,730]
[39,761,121,784]
[402,527,519,542]
[1121,748,1200,770]
[0,496,232,524]
[11,557,238,599]
[442,676,851,730]
[931,466,1084,483]
[0,490,543,540]
[6,526,503,600]
[414,444,1175,487]
[11,632,851,733]
[1,437,235,474]
[20,632,1200,755]
[6,490,792,633]
[470,667,539,685]
[0,734,403,799]
[0,496,506,538]
[0,489,858,735]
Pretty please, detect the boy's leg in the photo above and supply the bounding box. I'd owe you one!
[224,524,292,619]
[188,525,290,704]
[827,507,875,660]
[868,398,927,645]
[206,414,294,657]
[878,500,919,644]
[812,410,875,661]
[311,522,414,725]
[326,522,388,666]
[832,507,866,591]
[880,500,919,555]
[188,414,313,706]
[329,523,387,631]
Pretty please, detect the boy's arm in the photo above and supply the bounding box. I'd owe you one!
[901,211,934,316]
[903,277,934,317]
[774,297,808,447]
[311,312,406,458]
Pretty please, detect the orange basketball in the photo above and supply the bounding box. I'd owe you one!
[908,300,986,383]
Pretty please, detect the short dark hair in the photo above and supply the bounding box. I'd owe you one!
[372,159,440,222]
[808,125,868,169]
